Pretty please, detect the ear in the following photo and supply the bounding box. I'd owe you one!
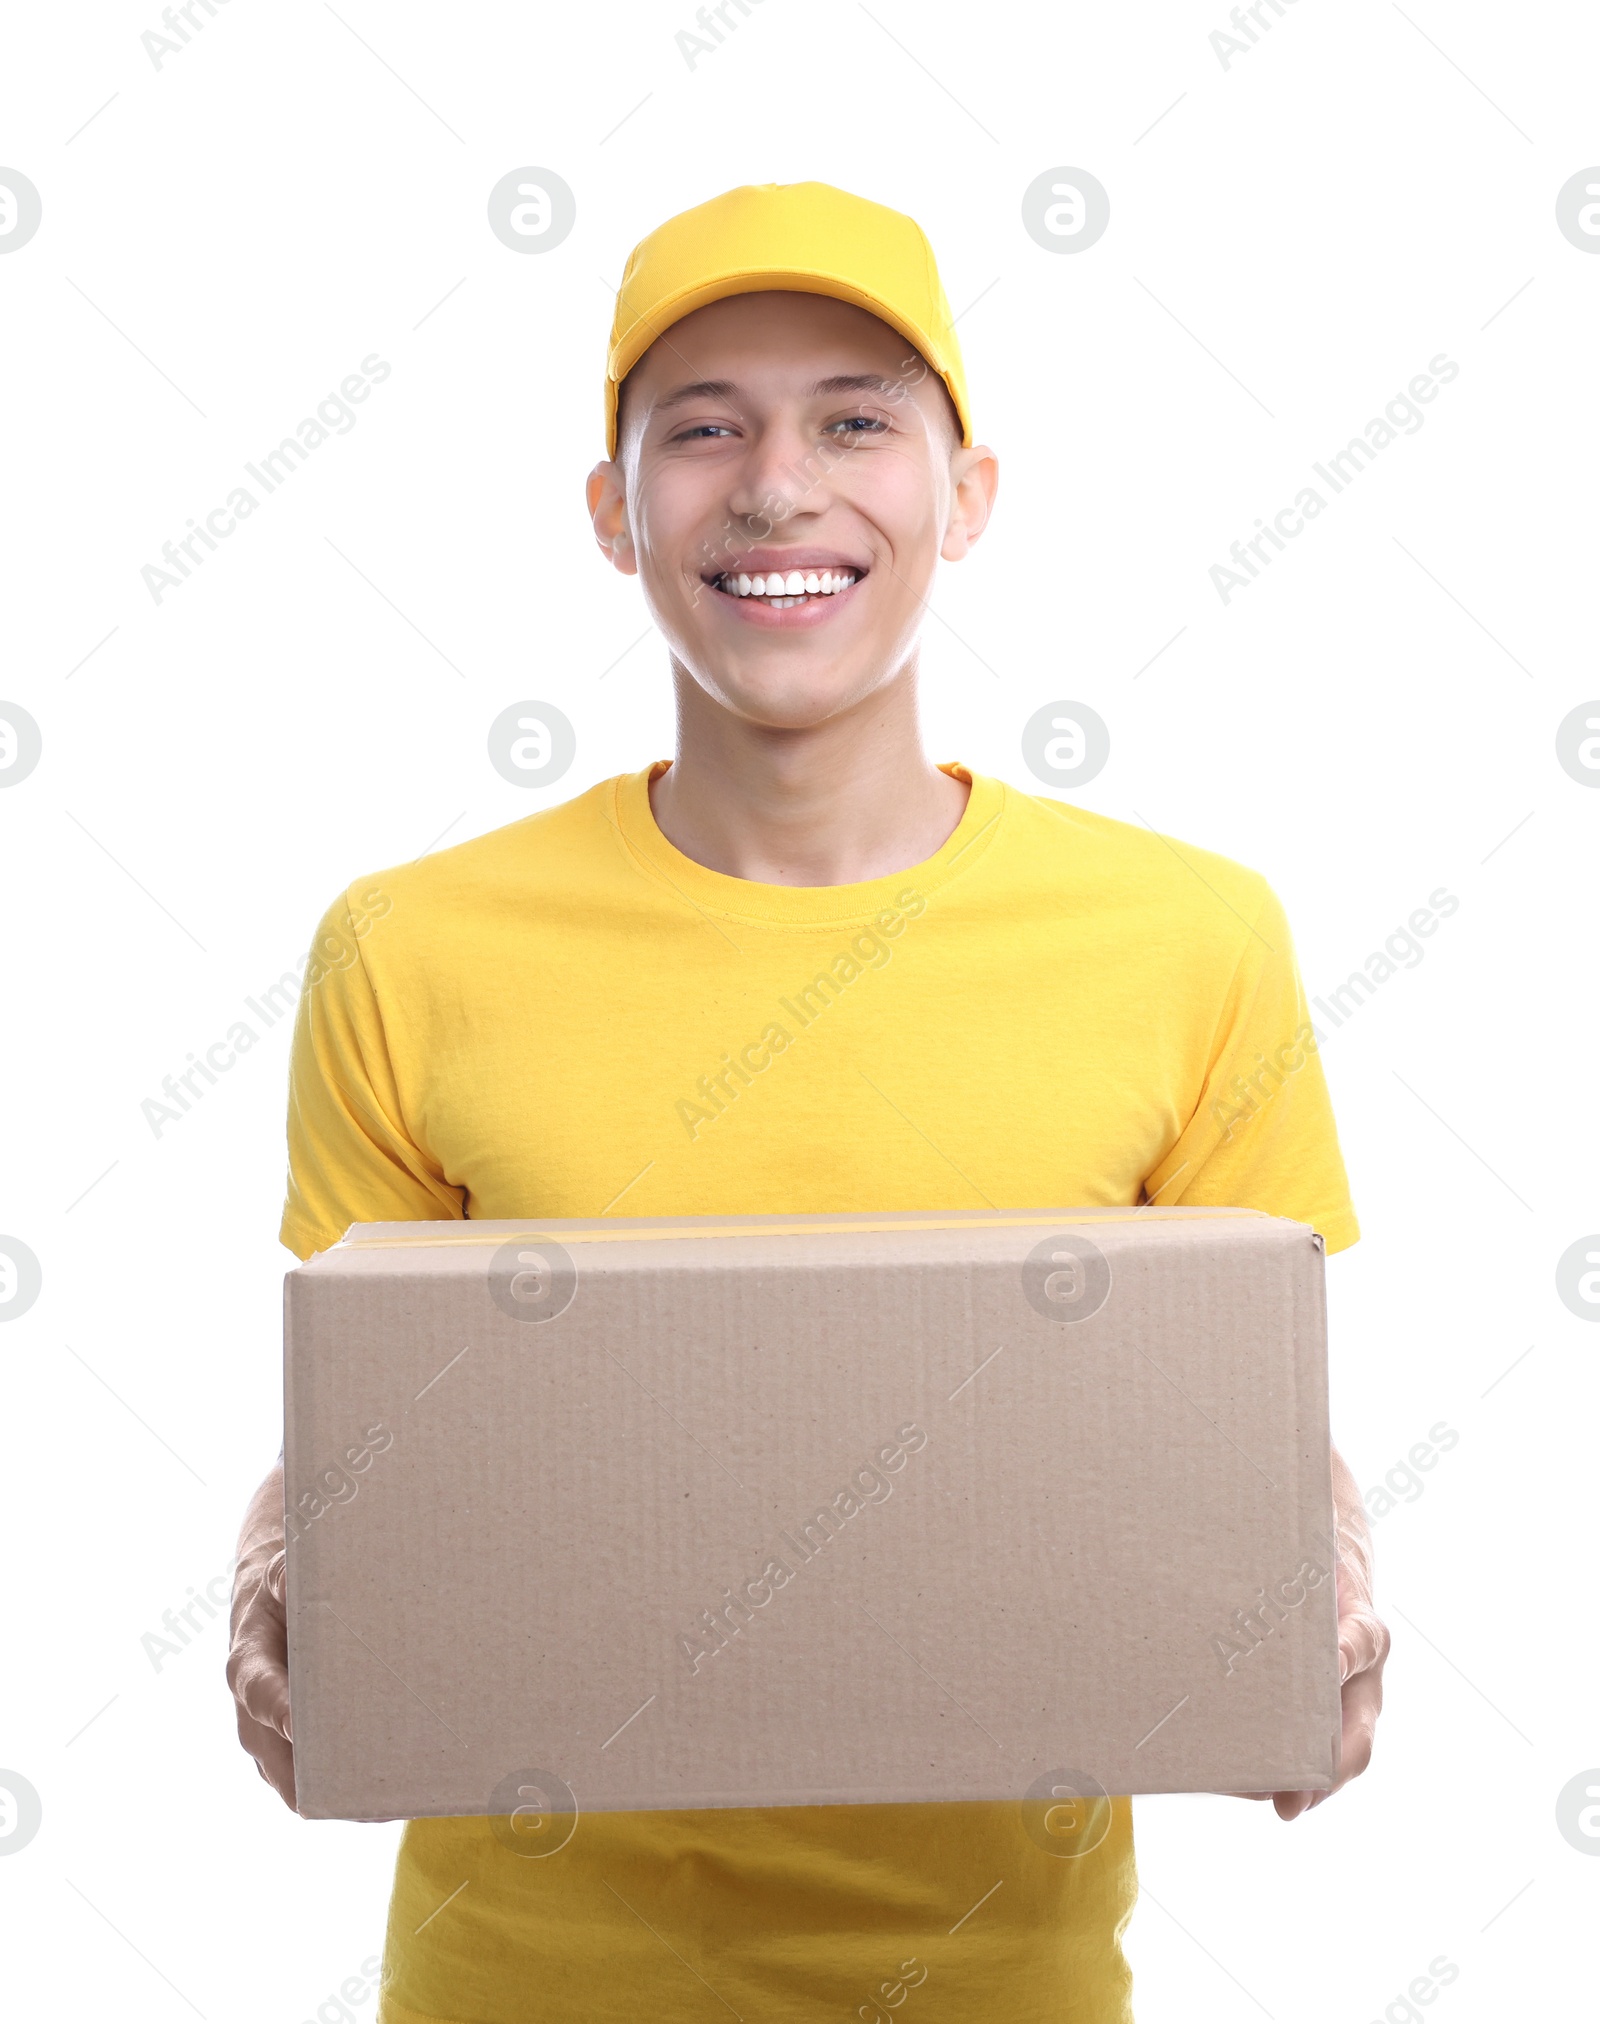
[586,461,637,576]
[939,444,999,563]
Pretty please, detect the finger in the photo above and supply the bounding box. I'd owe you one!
[226,1573,292,1739]
[1340,1722,1374,1784]
[229,1557,286,1640]
[227,1641,293,1740]
[1273,1790,1315,1821]
[1338,1606,1390,1683]
[235,1666,292,1741]
[1336,1672,1383,1784]
[235,1705,297,1810]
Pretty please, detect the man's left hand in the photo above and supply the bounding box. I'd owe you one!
[1261,1444,1390,1820]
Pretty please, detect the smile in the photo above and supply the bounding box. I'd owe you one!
[711,567,861,611]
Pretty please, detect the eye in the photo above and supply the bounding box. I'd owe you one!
[827,413,889,436]
[673,422,738,441]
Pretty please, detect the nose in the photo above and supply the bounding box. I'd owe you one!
[724,413,833,535]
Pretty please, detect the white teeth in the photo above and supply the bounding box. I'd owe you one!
[717,567,860,598]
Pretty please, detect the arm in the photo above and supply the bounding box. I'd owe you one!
[227,1456,296,1809]
[1266,1442,1389,1820]
[1138,880,1380,1818]
[231,885,456,1807]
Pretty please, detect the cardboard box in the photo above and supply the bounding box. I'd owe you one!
[284,1207,1340,1824]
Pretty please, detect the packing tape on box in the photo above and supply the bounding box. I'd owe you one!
[337,1208,1272,1249]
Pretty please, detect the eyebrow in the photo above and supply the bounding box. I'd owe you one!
[651,379,739,413]
[809,373,899,397]
[650,371,900,415]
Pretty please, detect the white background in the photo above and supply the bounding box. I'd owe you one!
[2,1,1597,2017]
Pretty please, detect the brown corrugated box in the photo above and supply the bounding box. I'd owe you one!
[284,1207,1340,1825]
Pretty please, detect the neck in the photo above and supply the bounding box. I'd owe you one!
[650,659,969,886]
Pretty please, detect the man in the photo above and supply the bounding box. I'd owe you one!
[229,181,1388,2022]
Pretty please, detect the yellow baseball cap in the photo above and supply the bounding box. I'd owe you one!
[604,180,973,456]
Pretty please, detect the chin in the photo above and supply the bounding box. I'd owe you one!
[703,661,886,731]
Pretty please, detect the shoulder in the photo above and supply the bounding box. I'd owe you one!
[324,775,630,931]
[300,777,636,996]
[995,779,1276,937]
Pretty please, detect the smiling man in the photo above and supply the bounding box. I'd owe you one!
[229,182,1388,2023]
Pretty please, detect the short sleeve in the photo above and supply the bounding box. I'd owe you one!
[1144,883,1359,1253]
[279,889,464,1261]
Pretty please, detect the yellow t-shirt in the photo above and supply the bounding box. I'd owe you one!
[281,763,1357,2024]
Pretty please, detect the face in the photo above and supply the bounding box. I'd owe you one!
[587,291,997,730]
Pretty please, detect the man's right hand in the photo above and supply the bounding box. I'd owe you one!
[227,1458,296,1809]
